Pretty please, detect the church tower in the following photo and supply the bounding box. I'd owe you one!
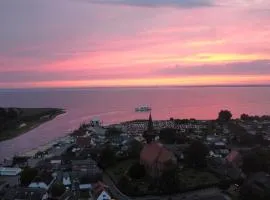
[143,113,156,143]
[148,113,154,132]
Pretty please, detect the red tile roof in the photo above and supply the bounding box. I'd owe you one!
[226,150,242,167]
[140,142,175,165]
[76,137,91,147]
[92,181,109,197]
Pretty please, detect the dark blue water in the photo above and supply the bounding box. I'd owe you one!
[1,87,270,160]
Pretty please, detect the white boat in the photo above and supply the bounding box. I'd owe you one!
[135,105,152,112]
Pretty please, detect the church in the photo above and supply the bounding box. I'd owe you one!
[140,113,177,177]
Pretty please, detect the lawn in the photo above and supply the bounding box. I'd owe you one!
[107,161,220,196]
[106,159,137,181]
[106,159,152,196]
[177,169,220,189]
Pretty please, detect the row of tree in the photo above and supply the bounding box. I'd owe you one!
[240,114,270,121]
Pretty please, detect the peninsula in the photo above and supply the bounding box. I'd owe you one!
[0,107,65,141]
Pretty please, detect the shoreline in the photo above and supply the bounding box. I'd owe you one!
[18,134,72,158]
[0,108,66,142]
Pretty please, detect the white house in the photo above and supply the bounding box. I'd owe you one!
[29,173,56,190]
[0,167,22,176]
[97,190,111,200]
[79,184,92,190]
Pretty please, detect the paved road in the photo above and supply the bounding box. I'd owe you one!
[103,173,230,200]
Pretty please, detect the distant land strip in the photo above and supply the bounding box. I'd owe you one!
[0,107,65,142]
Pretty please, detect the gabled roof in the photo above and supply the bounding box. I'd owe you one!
[97,190,111,200]
[76,137,91,147]
[225,150,242,164]
[140,142,175,165]
[92,181,109,197]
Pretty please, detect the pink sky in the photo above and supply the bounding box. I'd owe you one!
[0,0,270,88]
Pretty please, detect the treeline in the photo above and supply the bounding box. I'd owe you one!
[240,114,270,121]
[0,107,63,133]
[0,108,22,132]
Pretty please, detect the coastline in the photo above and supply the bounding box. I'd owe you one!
[18,133,72,158]
[0,108,66,142]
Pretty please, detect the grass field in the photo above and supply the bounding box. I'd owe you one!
[177,169,220,189]
[107,159,136,181]
[106,160,220,196]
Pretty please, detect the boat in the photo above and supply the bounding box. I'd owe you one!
[135,105,152,112]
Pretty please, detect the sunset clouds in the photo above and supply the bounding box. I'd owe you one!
[0,0,270,88]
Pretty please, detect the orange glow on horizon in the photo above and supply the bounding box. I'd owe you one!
[1,75,270,89]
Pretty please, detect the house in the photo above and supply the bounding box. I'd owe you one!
[78,175,96,190]
[209,141,230,158]
[29,171,56,190]
[71,159,102,176]
[76,137,92,148]
[56,171,72,188]
[107,135,130,146]
[240,172,270,200]
[88,127,107,137]
[0,167,22,176]
[3,187,48,200]
[140,142,177,177]
[50,156,62,166]
[91,181,111,200]
[97,190,111,200]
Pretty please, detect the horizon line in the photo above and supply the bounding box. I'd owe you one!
[1,84,270,90]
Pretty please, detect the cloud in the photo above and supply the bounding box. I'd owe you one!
[86,0,213,8]
[158,60,270,76]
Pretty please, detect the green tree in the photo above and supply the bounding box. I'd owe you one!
[218,110,232,122]
[6,108,20,120]
[0,107,7,121]
[242,148,270,175]
[240,114,250,121]
[159,128,177,144]
[99,145,116,168]
[20,167,38,186]
[186,140,209,168]
[128,140,143,158]
[128,162,146,179]
[51,183,66,197]
[159,168,182,194]
[117,176,134,195]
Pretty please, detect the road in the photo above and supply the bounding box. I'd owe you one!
[103,173,230,200]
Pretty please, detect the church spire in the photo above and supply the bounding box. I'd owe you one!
[143,112,156,144]
[147,112,154,132]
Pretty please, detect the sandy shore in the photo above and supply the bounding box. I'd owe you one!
[19,135,73,157]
